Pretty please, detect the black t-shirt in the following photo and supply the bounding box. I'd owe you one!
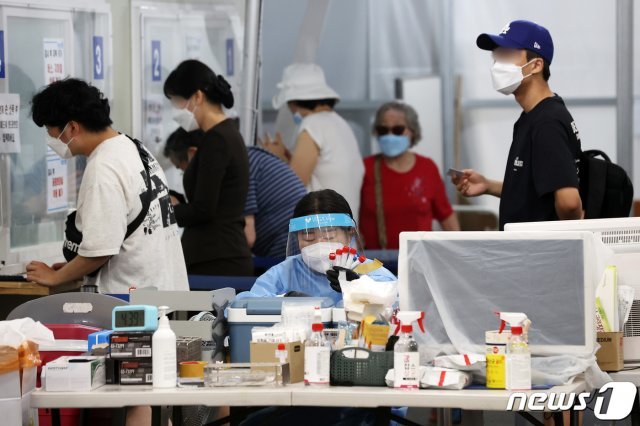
[173,119,251,269]
[499,95,582,230]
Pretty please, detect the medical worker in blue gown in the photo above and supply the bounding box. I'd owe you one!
[236,189,396,303]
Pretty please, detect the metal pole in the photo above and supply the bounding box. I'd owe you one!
[440,0,456,201]
[240,0,263,146]
[616,0,634,177]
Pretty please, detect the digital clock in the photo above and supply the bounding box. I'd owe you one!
[112,305,159,332]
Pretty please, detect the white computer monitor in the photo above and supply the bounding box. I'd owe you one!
[398,231,598,357]
[506,218,640,362]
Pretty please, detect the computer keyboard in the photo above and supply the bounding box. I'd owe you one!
[0,274,27,282]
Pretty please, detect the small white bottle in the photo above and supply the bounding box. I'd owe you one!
[393,323,420,389]
[152,306,177,388]
[304,323,330,386]
[506,325,531,390]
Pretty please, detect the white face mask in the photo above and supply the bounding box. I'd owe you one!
[490,59,535,95]
[173,100,199,132]
[46,123,74,159]
[300,241,344,274]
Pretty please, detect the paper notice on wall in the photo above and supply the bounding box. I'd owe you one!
[144,94,164,146]
[0,93,20,154]
[186,35,203,60]
[43,38,65,84]
[46,147,68,214]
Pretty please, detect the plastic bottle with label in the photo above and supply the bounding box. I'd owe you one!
[304,323,330,386]
[506,324,531,390]
[152,306,177,388]
[393,311,425,389]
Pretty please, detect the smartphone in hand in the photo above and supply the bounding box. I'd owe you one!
[446,168,465,180]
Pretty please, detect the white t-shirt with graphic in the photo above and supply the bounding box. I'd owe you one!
[76,134,189,294]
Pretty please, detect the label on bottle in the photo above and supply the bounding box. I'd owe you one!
[506,353,531,390]
[304,346,330,385]
[486,354,506,389]
[393,351,420,389]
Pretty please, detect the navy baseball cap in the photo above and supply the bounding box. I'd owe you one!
[477,20,554,65]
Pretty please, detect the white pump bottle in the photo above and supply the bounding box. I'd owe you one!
[153,305,177,388]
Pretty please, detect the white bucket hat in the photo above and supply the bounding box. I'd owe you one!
[272,63,340,109]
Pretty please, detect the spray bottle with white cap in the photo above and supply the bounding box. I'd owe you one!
[498,312,531,390]
[153,306,177,388]
[393,311,425,389]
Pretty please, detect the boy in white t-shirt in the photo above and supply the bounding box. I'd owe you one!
[26,78,188,294]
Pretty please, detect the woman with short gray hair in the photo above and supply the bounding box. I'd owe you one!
[359,101,460,249]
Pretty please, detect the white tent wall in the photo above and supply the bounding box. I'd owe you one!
[105,0,246,136]
[260,0,441,156]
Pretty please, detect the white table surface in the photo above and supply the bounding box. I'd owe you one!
[610,366,640,386]
[31,381,586,412]
[290,382,587,411]
[30,385,292,408]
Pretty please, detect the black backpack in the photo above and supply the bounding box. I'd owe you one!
[579,150,634,219]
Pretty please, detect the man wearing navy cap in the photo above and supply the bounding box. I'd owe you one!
[453,20,583,230]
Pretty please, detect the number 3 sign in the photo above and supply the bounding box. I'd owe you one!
[93,36,104,80]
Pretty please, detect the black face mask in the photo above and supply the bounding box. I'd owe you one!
[62,134,152,277]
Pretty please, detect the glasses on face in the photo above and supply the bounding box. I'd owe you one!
[375,125,406,136]
[298,227,340,243]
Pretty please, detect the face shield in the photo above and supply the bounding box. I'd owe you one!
[287,213,364,275]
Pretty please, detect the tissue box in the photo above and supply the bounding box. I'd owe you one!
[250,341,304,383]
[45,356,106,391]
[596,332,624,372]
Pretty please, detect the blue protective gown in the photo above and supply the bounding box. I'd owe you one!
[235,255,396,304]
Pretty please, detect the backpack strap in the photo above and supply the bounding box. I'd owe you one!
[123,134,153,239]
[374,155,387,250]
[584,152,608,219]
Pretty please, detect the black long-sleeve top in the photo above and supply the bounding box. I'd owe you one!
[173,119,251,267]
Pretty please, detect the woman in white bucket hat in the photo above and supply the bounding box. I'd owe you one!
[262,63,365,220]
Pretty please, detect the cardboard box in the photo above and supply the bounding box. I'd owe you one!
[119,360,153,385]
[250,341,304,383]
[109,332,153,358]
[596,332,624,372]
[45,356,106,391]
[0,391,39,426]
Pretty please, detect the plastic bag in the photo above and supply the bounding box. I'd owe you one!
[433,353,485,371]
[420,367,472,390]
[342,276,397,321]
[0,318,54,374]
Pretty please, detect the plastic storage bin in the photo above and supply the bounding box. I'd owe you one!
[330,348,393,387]
[227,297,334,362]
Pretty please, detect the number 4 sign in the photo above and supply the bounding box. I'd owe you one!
[93,36,104,80]
[151,40,161,82]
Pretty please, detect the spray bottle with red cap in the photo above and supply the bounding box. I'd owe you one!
[393,311,425,389]
[498,312,531,390]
